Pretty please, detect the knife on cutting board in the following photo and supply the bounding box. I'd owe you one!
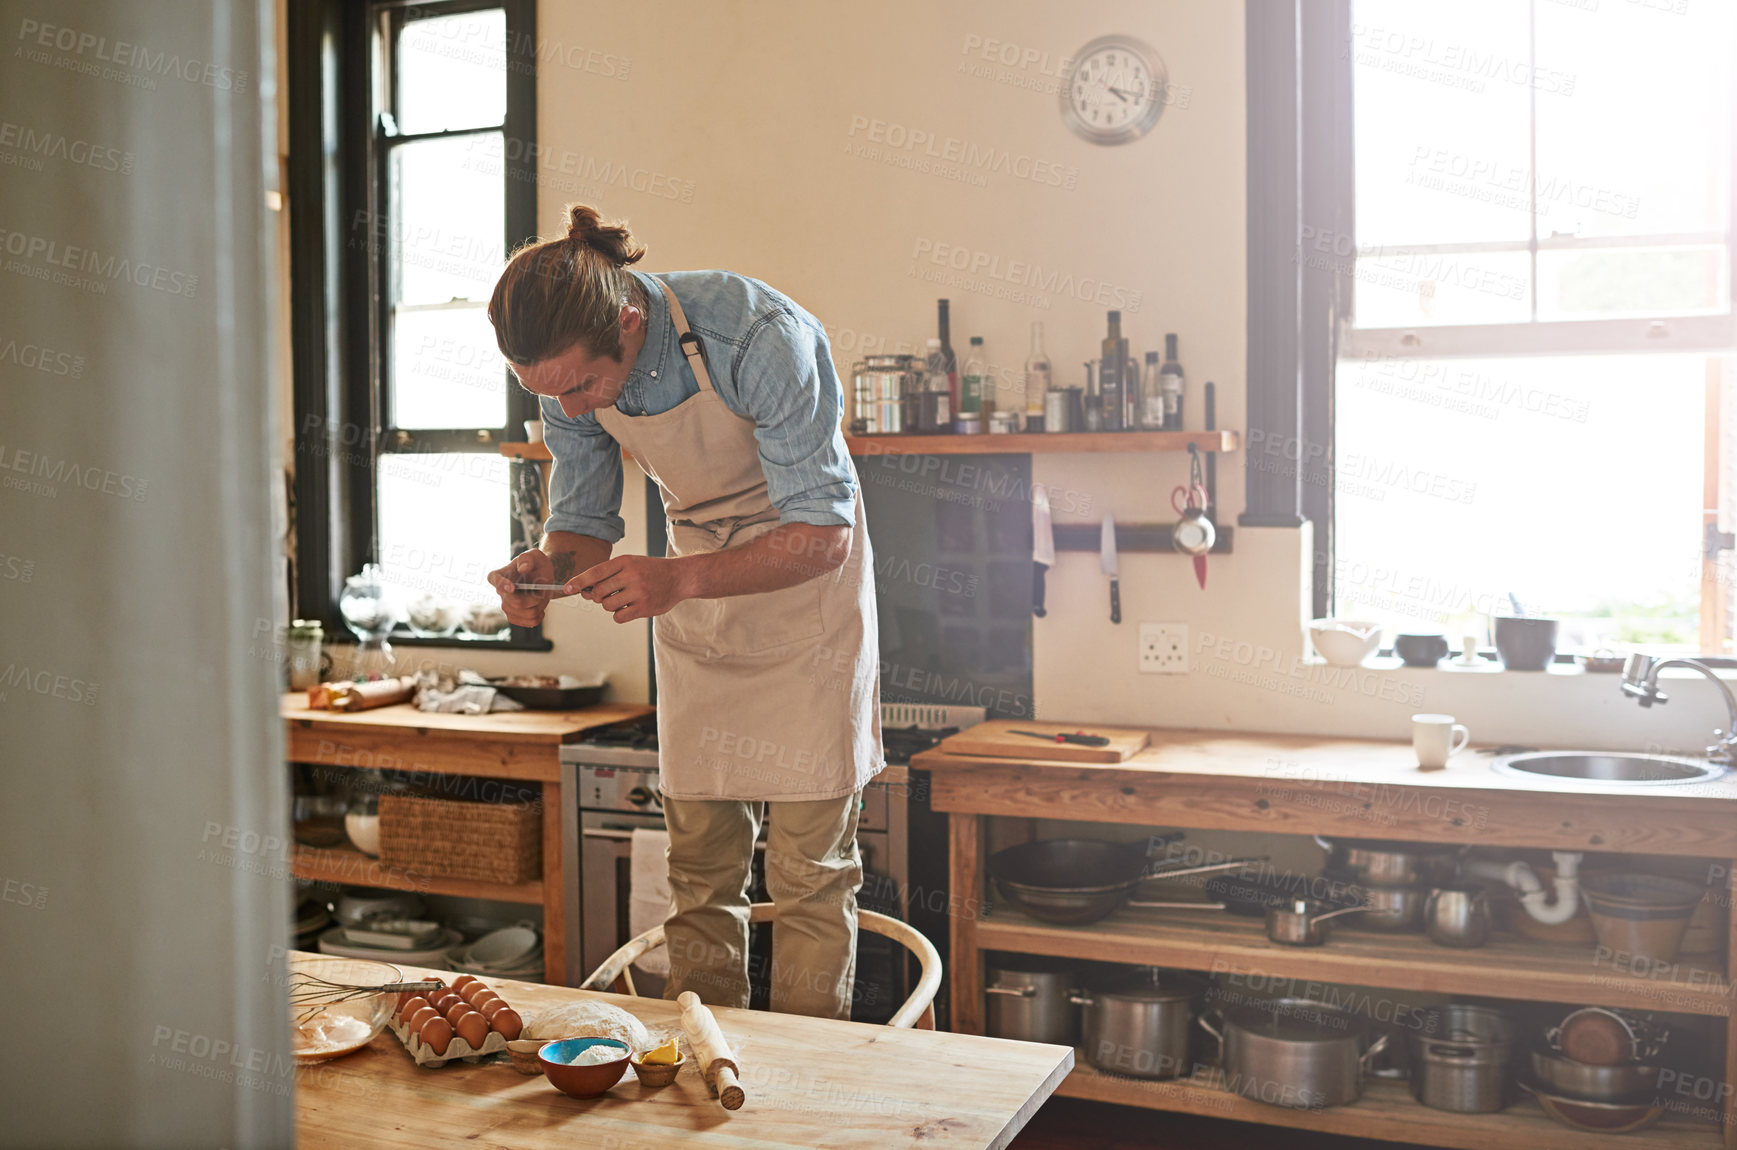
[1100,513,1120,624]
[1032,484,1054,618]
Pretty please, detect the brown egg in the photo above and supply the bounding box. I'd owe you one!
[444,1000,475,1026]
[478,999,507,1023]
[489,1007,522,1041]
[431,991,463,1014]
[419,1015,453,1056]
[406,1006,438,1034]
[470,989,500,1011]
[455,1011,490,1050]
[398,996,430,1023]
[451,974,478,993]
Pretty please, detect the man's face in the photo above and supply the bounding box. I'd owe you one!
[510,305,643,418]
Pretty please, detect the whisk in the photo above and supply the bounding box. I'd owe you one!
[289,969,444,1023]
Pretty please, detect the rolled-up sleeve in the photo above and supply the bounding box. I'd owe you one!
[734,312,856,527]
[540,394,626,543]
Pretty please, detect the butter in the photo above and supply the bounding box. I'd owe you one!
[640,1038,680,1065]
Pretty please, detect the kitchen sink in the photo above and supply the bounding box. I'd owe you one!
[1493,751,1726,785]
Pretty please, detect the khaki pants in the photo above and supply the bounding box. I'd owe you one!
[660,791,862,1019]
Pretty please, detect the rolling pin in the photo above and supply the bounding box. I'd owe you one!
[677,991,745,1111]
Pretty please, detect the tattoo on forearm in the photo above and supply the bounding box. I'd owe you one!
[550,552,579,582]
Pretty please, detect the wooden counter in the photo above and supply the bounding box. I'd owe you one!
[295,956,1072,1150]
[915,723,1737,1150]
[284,695,654,985]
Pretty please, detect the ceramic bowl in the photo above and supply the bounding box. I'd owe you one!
[538,1038,632,1098]
[1309,619,1382,666]
[465,925,541,969]
[631,1051,686,1087]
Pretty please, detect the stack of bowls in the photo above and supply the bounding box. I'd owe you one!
[1525,1007,1668,1134]
[451,925,543,981]
[1581,873,1704,965]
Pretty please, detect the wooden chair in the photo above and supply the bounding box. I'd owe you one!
[580,903,943,1030]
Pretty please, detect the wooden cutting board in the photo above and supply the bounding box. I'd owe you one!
[937,720,1150,764]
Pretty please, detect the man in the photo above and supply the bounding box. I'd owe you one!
[486,204,881,1019]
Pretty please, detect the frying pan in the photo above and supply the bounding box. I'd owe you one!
[988,839,1266,925]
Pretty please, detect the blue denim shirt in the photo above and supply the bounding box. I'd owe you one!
[539,269,855,542]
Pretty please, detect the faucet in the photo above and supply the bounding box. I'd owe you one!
[1621,653,1737,764]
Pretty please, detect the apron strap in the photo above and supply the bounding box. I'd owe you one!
[650,275,717,395]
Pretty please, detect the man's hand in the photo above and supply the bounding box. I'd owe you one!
[488,550,558,627]
[576,555,691,624]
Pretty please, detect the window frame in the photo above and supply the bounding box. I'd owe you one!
[289,0,547,650]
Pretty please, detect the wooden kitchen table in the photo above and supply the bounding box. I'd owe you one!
[295,957,1072,1150]
[283,695,654,985]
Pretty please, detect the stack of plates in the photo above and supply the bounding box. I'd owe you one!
[317,924,462,967]
[449,925,543,981]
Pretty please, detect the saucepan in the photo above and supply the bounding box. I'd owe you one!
[987,839,1266,926]
[1314,837,1462,887]
[1265,899,1369,946]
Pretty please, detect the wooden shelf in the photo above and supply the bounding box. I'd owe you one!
[291,844,544,905]
[847,430,1238,456]
[977,904,1731,1017]
[504,430,1237,462]
[1054,1064,1719,1150]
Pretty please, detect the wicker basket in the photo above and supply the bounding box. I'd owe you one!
[378,795,540,885]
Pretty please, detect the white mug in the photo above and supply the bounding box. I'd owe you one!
[1413,713,1470,769]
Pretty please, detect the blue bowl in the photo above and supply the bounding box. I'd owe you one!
[537,1038,632,1098]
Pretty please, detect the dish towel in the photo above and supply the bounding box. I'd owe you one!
[628,828,673,977]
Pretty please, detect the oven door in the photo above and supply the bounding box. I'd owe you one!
[579,810,666,986]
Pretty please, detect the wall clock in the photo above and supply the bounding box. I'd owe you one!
[1060,34,1168,146]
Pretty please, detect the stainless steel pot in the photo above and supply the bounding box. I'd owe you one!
[1424,884,1492,948]
[1201,997,1391,1109]
[1530,1047,1661,1101]
[1070,970,1206,1080]
[849,354,919,434]
[1411,1005,1512,1113]
[1322,871,1427,931]
[984,960,1078,1045]
[1316,837,1461,887]
[1264,899,1368,946]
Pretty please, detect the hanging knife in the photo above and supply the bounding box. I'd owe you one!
[1032,483,1054,618]
[1101,513,1121,624]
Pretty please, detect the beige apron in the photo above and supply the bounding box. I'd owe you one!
[592,277,882,801]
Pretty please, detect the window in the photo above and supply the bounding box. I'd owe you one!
[289,0,541,648]
[1335,0,1736,655]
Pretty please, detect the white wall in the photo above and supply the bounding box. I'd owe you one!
[524,0,1730,754]
[0,1,293,1145]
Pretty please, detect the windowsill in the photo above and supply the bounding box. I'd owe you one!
[1304,655,1737,680]
[387,627,552,652]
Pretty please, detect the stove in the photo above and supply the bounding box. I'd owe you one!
[561,704,980,1022]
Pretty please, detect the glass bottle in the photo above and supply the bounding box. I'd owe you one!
[1160,333,1185,430]
[961,336,986,414]
[1099,310,1128,431]
[1139,351,1166,430]
[338,563,399,680]
[1023,322,1051,426]
[936,299,958,415]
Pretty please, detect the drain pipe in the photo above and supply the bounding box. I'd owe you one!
[1464,852,1582,924]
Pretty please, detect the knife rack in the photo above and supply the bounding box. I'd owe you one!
[1050,524,1233,554]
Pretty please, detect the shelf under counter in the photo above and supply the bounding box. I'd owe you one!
[291,843,545,905]
[1054,1065,1720,1150]
[977,902,1731,1017]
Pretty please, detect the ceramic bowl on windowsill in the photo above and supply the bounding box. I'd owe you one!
[1309,619,1383,666]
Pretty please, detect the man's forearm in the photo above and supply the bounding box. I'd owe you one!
[542,531,614,588]
[675,523,851,600]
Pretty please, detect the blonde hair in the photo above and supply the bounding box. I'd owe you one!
[488,203,646,364]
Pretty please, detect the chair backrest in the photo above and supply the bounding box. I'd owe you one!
[580,902,942,1030]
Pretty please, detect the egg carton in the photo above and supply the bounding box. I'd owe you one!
[387,1013,513,1068]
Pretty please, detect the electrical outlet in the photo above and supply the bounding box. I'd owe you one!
[1139,623,1189,674]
